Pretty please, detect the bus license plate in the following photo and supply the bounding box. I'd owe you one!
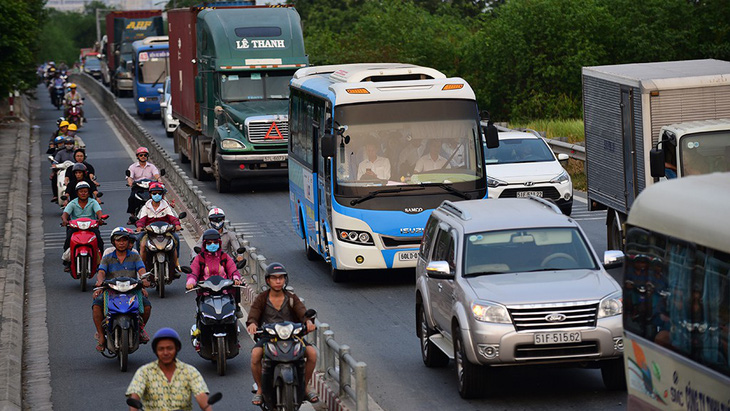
[534,331,581,345]
[517,191,543,198]
[398,251,418,261]
[264,155,287,162]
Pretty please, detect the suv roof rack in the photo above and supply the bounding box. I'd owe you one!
[527,196,562,215]
[439,201,471,221]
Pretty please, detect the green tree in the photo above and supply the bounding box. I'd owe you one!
[0,0,46,96]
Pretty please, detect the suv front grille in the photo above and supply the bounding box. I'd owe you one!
[508,303,598,331]
[514,341,599,360]
[380,235,422,249]
[247,120,289,143]
[499,186,560,201]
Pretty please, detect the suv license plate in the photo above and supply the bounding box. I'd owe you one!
[398,251,418,261]
[517,191,543,198]
[264,155,287,162]
[534,331,582,345]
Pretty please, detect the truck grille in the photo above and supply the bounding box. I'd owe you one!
[508,302,598,331]
[499,186,561,201]
[514,341,600,360]
[247,120,289,143]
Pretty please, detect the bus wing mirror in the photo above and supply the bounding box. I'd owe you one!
[321,134,335,158]
[484,123,499,149]
[649,148,665,178]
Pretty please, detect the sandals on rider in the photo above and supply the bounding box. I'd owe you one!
[251,393,263,406]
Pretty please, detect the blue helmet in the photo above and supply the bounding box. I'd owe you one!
[152,327,182,352]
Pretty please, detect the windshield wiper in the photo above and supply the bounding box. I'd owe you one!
[420,183,471,200]
[150,70,166,88]
[350,186,424,206]
[464,271,506,278]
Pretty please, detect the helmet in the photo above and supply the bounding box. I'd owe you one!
[110,226,131,242]
[75,181,91,192]
[54,136,65,144]
[68,124,78,131]
[71,163,87,173]
[265,262,288,279]
[202,228,221,243]
[59,121,70,128]
[56,117,66,126]
[136,147,149,156]
[208,208,225,230]
[69,83,77,89]
[151,327,182,353]
[149,182,166,194]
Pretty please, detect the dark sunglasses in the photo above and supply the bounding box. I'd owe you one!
[137,154,148,158]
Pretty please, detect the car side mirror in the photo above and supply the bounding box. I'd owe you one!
[426,261,454,279]
[649,148,665,178]
[321,134,335,158]
[603,250,624,269]
[557,153,569,163]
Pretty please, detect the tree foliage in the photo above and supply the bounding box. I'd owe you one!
[0,0,45,96]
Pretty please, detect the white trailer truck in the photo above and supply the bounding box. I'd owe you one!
[582,59,730,249]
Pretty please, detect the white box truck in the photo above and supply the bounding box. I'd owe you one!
[582,59,730,249]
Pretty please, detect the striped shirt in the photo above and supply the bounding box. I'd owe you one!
[126,359,208,411]
[98,249,145,280]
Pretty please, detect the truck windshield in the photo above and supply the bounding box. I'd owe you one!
[333,99,484,195]
[679,131,730,176]
[137,53,169,85]
[85,58,101,69]
[220,70,294,102]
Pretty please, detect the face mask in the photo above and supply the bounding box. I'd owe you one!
[205,243,220,253]
[151,194,163,202]
[65,145,74,150]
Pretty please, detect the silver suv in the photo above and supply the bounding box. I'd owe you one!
[415,197,625,398]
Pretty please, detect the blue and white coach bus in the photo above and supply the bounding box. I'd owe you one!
[131,36,169,117]
[288,64,499,281]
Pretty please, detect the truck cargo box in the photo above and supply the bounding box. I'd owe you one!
[168,8,199,130]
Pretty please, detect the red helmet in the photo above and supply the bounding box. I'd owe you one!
[149,182,167,194]
[136,147,149,156]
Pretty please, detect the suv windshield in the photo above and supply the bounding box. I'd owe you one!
[485,138,554,164]
[220,70,294,102]
[464,227,597,276]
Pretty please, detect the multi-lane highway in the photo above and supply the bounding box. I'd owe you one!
[39,81,626,410]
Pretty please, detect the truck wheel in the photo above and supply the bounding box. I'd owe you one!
[418,304,449,367]
[214,160,231,193]
[606,211,624,251]
[179,149,189,164]
[454,325,490,398]
[192,138,210,181]
[601,358,626,390]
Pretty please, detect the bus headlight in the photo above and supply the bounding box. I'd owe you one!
[336,229,374,246]
[598,292,623,318]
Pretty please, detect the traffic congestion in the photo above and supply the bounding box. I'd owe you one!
[20,2,730,411]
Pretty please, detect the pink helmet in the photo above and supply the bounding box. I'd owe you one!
[136,147,149,156]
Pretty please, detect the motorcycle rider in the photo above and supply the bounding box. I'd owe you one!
[126,147,160,222]
[64,163,99,204]
[66,123,86,149]
[63,83,84,121]
[50,137,77,202]
[186,229,244,318]
[246,263,319,406]
[190,208,244,264]
[48,119,68,153]
[126,328,213,411]
[135,182,181,275]
[64,149,96,183]
[61,182,104,270]
[92,228,151,351]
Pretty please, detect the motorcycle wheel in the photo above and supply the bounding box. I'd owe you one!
[79,255,88,292]
[216,336,227,376]
[119,327,130,372]
[275,379,296,411]
[155,261,166,298]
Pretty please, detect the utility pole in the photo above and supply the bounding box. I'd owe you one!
[96,8,115,43]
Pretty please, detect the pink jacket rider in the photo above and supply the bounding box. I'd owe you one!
[187,249,240,288]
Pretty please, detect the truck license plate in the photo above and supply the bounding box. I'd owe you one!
[534,331,582,345]
[517,191,543,198]
[398,251,418,261]
[264,155,287,162]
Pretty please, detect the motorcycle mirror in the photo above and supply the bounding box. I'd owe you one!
[179,266,192,274]
[159,169,166,177]
[125,169,131,177]
[126,398,143,409]
[208,392,223,405]
[193,246,201,254]
[128,216,138,224]
[96,192,104,198]
[101,214,109,219]
[236,260,247,269]
[237,246,246,254]
[47,155,55,162]
[304,309,317,319]
[178,211,187,219]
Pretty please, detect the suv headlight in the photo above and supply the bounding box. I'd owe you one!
[472,301,511,324]
[598,292,622,318]
[221,139,246,150]
[550,170,570,184]
[487,176,507,188]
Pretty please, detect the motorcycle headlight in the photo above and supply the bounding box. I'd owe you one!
[550,170,570,184]
[472,301,511,324]
[109,281,133,293]
[598,292,623,318]
[487,176,507,188]
[77,220,91,230]
[221,139,246,150]
[274,323,294,340]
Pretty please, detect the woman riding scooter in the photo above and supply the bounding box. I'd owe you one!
[135,182,182,275]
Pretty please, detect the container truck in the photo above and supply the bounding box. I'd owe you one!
[582,59,730,250]
[101,10,164,97]
[168,4,308,192]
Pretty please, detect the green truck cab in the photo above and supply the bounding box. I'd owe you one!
[169,5,308,192]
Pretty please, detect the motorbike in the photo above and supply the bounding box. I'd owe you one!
[66,99,84,127]
[127,392,222,410]
[134,211,187,298]
[65,214,108,292]
[96,276,148,372]
[254,309,317,411]
[187,274,246,376]
[48,156,74,208]
[125,169,166,218]
[51,84,65,109]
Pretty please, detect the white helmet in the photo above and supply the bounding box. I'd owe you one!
[208,207,225,230]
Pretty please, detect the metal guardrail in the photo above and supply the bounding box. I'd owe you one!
[71,73,370,411]
[483,122,587,162]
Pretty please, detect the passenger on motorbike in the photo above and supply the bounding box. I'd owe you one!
[63,83,84,120]
[64,149,96,183]
[186,229,243,317]
[50,137,77,202]
[49,119,68,149]
[126,328,213,411]
[126,147,160,220]
[66,123,86,149]
[61,182,104,269]
[190,208,245,264]
[246,263,319,406]
[135,182,181,274]
[93,228,151,351]
[64,163,99,204]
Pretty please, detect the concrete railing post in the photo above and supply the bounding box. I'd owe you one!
[338,345,351,397]
[355,362,368,411]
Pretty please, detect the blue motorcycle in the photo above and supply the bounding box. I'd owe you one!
[96,276,146,372]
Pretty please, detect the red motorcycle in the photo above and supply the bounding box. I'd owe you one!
[66,100,83,127]
[68,215,107,291]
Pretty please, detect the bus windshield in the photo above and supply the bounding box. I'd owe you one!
[220,70,293,102]
[679,131,730,176]
[137,51,168,85]
[333,99,484,196]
